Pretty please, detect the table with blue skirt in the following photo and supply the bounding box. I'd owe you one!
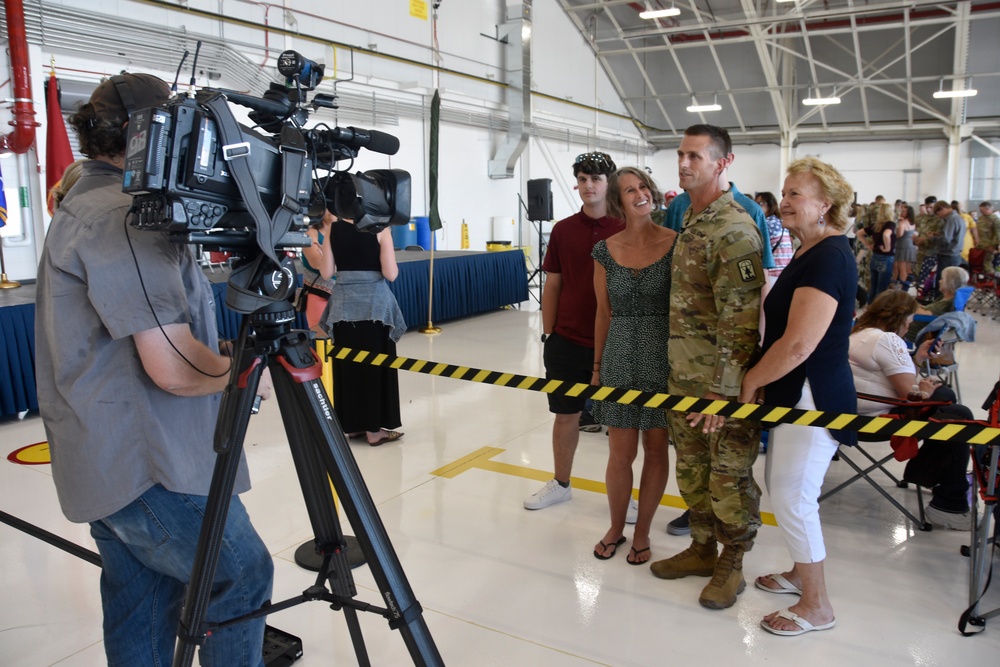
[0,249,528,417]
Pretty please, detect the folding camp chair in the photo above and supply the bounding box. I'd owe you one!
[958,381,1000,634]
[966,248,997,314]
[818,392,952,531]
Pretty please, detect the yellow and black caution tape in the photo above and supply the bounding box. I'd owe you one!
[326,345,1000,446]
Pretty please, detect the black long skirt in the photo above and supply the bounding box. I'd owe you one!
[331,320,401,434]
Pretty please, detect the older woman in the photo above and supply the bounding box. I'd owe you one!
[904,265,969,343]
[591,167,676,564]
[739,157,857,636]
[850,290,973,530]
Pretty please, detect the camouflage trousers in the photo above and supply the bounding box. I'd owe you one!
[667,410,762,549]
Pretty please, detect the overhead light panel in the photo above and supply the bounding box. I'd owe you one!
[687,95,721,113]
[775,0,797,3]
[803,88,841,105]
[934,79,977,99]
[803,96,841,105]
[640,7,681,19]
[933,89,977,99]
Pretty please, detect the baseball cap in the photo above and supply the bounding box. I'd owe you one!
[89,73,171,122]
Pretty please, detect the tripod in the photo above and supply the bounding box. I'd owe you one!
[172,296,443,667]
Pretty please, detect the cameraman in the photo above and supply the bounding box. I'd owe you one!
[34,73,273,666]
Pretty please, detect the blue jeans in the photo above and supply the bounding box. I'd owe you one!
[868,253,895,304]
[90,485,273,667]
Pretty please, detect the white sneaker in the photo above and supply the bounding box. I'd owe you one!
[625,498,639,525]
[924,504,972,531]
[524,479,572,510]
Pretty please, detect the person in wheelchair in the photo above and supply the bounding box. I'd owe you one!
[849,290,974,530]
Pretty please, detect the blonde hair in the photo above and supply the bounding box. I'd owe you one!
[873,202,894,233]
[607,167,662,221]
[48,159,86,211]
[786,157,854,233]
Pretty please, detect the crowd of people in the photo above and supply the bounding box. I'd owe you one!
[853,195,999,305]
[527,124,989,637]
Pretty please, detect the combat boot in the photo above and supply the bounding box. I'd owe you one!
[649,540,718,580]
[698,544,746,609]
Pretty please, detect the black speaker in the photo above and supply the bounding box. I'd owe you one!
[527,178,553,222]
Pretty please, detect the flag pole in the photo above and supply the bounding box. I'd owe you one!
[0,253,21,289]
[418,240,441,335]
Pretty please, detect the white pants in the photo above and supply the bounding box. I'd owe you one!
[765,381,841,563]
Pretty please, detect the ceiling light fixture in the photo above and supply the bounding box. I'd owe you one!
[775,0,797,3]
[933,83,977,99]
[639,7,681,19]
[803,87,841,106]
[687,94,721,113]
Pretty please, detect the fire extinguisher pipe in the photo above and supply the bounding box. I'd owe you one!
[1,0,39,155]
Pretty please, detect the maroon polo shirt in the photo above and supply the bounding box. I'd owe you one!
[541,209,624,347]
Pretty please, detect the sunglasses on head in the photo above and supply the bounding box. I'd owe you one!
[574,152,614,171]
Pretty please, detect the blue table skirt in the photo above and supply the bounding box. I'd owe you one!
[1,250,528,416]
[0,303,37,416]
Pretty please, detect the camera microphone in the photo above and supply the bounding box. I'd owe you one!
[326,126,400,156]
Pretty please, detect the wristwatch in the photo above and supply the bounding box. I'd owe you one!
[540,333,549,343]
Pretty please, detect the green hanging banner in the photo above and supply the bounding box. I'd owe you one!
[428,89,442,232]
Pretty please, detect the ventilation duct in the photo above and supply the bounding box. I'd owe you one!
[488,1,532,179]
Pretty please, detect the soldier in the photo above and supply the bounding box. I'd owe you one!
[658,132,774,539]
[976,201,999,275]
[913,196,942,300]
[648,124,765,611]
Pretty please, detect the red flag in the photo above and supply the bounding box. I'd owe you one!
[45,70,74,214]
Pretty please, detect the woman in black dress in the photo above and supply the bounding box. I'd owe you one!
[321,216,406,446]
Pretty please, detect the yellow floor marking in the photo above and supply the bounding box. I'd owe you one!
[432,446,777,526]
[7,442,51,465]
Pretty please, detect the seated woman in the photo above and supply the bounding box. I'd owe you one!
[849,290,974,530]
[903,266,969,343]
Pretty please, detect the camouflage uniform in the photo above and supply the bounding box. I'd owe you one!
[976,211,1000,275]
[668,191,764,549]
[915,213,943,296]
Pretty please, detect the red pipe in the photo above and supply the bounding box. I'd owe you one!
[0,0,39,154]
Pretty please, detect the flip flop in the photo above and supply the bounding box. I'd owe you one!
[369,430,404,446]
[760,608,836,636]
[755,573,802,595]
[593,536,627,560]
[626,546,650,566]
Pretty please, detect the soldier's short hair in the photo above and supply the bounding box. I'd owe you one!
[980,201,994,210]
[683,124,731,161]
[785,157,854,233]
[924,195,938,205]
[606,167,663,221]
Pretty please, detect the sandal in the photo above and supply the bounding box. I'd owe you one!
[755,573,802,595]
[368,430,404,446]
[593,536,626,560]
[626,546,651,566]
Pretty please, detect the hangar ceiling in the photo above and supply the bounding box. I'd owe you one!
[556,0,1000,146]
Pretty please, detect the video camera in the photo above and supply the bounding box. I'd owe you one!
[121,49,411,250]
